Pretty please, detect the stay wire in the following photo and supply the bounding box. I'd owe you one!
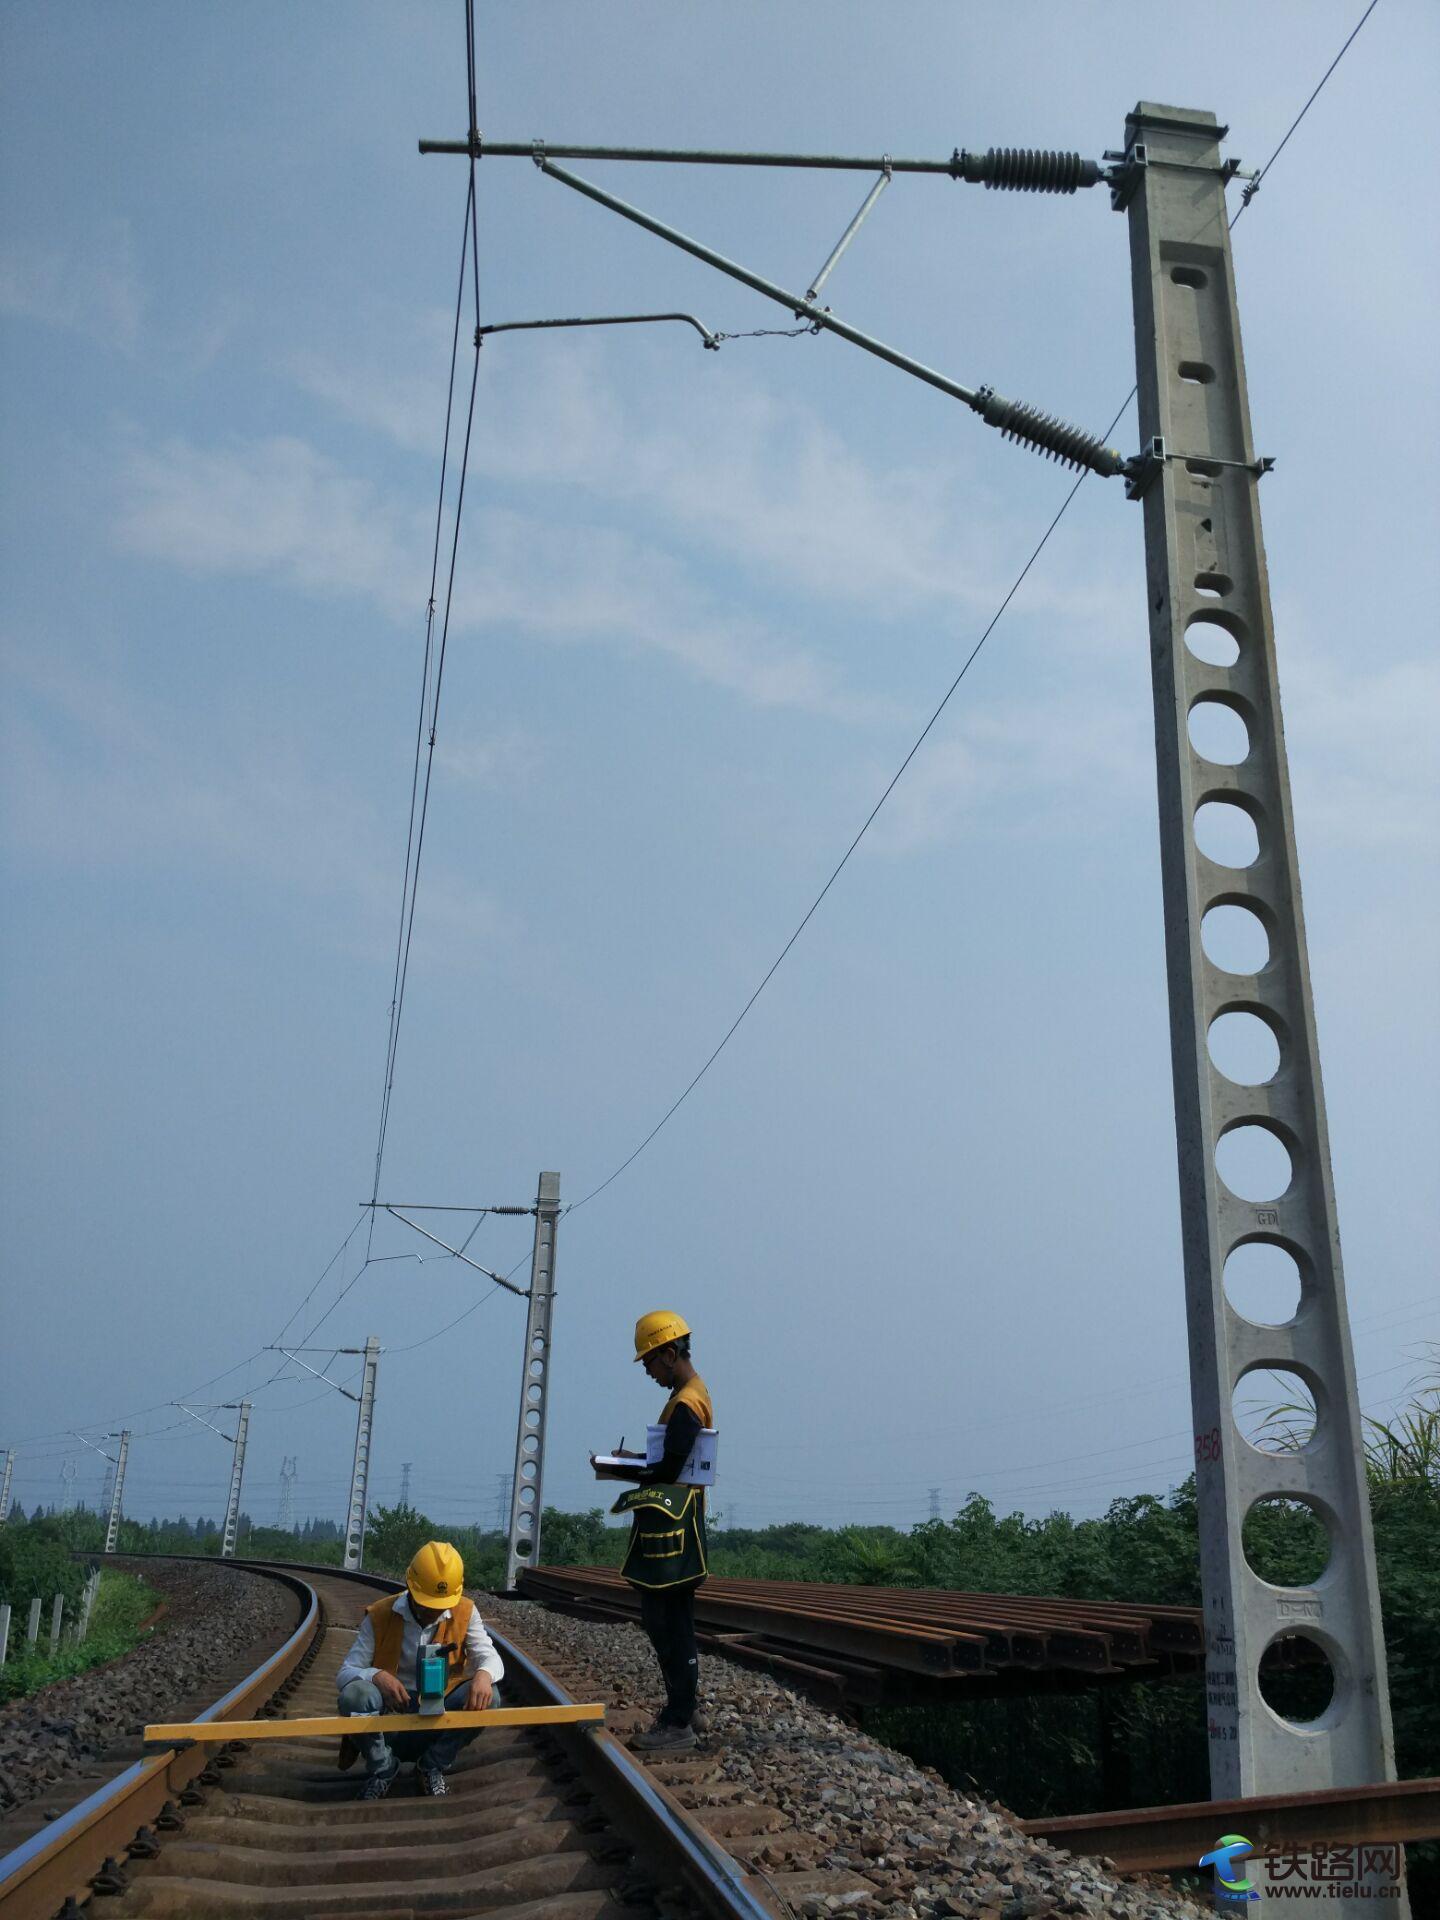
[1234,0,1380,220]
[569,0,1385,1216]
[569,395,1131,1213]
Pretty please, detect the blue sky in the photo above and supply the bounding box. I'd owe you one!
[2,2,1435,1539]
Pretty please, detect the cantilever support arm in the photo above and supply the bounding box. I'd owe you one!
[264,1350,360,1403]
[529,158,1127,480]
[173,1404,234,1444]
[533,156,981,409]
[383,1207,530,1298]
[418,137,1107,190]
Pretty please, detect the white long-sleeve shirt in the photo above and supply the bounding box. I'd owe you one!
[336,1592,505,1694]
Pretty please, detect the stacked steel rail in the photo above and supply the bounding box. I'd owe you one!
[0,1558,788,1920]
[519,1567,1208,1705]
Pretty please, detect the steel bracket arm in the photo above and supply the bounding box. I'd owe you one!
[420,135,1108,194]
[382,1206,530,1297]
[533,154,981,409]
[530,158,1126,481]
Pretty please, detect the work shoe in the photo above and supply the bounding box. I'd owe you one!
[359,1767,397,1800]
[417,1765,449,1797]
[631,1721,697,1753]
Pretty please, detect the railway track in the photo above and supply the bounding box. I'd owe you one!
[0,1560,791,1920]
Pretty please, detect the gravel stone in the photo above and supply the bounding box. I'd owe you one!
[0,1559,293,1815]
[489,1592,1212,1920]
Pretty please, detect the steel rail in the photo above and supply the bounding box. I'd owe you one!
[257,1558,788,1920]
[0,1559,318,1920]
[519,1565,1206,1685]
[1021,1777,1440,1872]
[497,1623,785,1920]
[27,1556,785,1920]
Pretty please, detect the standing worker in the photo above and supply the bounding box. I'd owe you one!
[593,1310,714,1752]
[336,1540,504,1798]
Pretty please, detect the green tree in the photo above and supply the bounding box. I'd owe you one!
[361,1503,437,1579]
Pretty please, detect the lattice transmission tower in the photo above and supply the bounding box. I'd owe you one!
[277,1456,298,1532]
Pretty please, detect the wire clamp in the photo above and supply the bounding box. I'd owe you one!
[531,137,547,169]
[468,126,482,160]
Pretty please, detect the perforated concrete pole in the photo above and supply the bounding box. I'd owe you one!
[0,1450,13,1523]
[1122,100,1398,1849]
[220,1401,251,1559]
[505,1172,560,1591]
[103,1430,130,1555]
[342,1337,381,1571]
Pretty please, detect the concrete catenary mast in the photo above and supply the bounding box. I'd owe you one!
[504,1172,561,1591]
[1119,99,1396,1824]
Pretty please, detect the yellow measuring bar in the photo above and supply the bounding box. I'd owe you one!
[144,1703,605,1744]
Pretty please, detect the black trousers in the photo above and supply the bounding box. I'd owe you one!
[639,1584,700,1726]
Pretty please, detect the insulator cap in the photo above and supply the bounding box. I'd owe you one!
[955,147,1101,194]
[971,388,1126,478]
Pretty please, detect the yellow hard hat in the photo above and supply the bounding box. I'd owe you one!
[633,1309,691,1362]
[406,1540,464,1608]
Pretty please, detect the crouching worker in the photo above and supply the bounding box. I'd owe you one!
[336,1540,504,1800]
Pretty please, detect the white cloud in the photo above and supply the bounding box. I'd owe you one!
[1282,638,1440,854]
[115,432,426,621]
[0,219,145,352]
[0,647,515,967]
[111,428,892,722]
[300,338,1015,618]
[868,681,1153,853]
[436,726,542,791]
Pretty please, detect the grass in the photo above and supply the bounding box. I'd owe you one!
[0,1571,164,1704]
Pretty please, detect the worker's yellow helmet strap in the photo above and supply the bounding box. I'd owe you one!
[632,1309,691,1361]
[406,1539,465,1606]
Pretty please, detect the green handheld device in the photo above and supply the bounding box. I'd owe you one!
[415,1644,448,1715]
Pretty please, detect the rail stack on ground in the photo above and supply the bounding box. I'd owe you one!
[517,1566,1207,1705]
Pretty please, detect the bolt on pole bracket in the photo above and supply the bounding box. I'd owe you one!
[1123,434,1275,502]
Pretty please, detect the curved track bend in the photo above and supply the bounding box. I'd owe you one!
[0,1559,786,1920]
